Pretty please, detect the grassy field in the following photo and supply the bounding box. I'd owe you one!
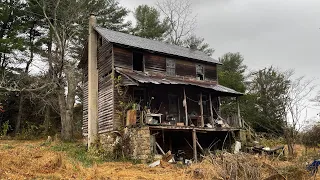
[0,139,319,180]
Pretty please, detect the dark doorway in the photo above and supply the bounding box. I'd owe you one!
[133,52,144,71]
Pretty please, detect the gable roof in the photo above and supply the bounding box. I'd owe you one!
[94,27,221,64]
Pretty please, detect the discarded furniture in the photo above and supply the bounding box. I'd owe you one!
[146,113,162,124]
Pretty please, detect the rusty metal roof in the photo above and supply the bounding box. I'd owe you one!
[116,68,243,96]
[95,27,221,64]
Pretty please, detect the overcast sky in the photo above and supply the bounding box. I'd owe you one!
[120,0,320,125]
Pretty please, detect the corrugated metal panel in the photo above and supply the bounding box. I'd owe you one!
[95,27,221,64]
[115,67,243,96]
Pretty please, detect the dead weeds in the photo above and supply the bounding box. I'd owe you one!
[0,140,319,180]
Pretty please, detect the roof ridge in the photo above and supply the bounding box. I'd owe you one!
[95,26,206,53]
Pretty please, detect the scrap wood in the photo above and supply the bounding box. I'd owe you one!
[196,140,205,154]
[162,151,173,162]
[155,142,165,155]
[184,138,193,150]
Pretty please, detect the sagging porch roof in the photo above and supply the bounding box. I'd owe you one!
[115,67,243,96]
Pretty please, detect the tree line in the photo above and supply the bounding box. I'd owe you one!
[0,0,319,155]
[0,0,214,141]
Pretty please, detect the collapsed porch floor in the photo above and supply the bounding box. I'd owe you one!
[149,126,241,160]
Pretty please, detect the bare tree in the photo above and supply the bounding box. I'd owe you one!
[35,0,84,141]
[285,73,316,157]
[156,0,196,45]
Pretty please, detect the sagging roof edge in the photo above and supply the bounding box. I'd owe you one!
[115,68,244,97]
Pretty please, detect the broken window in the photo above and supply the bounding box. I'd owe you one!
[166,58,175,76]
[133,88,146,109]
[133,52,144,71]
[196,64,204,80]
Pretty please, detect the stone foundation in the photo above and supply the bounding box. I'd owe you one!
[99,126,151,160]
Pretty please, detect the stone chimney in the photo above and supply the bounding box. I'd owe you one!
[87,14,98,148]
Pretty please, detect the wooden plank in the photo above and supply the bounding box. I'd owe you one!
[155,142,165,155]
[209,93,214,126]
[183,87,188,126]
[200,92,204,127]
[237,97,242,128]
[192,129,197,162]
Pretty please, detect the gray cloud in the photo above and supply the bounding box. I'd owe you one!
[120,0,320,120]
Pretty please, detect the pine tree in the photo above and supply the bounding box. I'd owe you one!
[133,5,169,40]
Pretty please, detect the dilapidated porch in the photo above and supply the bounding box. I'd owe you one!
[114,68,245,160]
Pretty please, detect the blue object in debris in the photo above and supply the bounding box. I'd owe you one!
[307,159,320,175]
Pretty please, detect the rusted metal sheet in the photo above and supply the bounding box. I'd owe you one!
[115,67,243,96]
[126,110,137,126]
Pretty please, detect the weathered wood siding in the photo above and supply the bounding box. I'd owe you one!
[82,62,88,135]
[204,64,217,81]
[97,38,114,133]
[112,45,217,82]
[113,46,132,69]
[176,59,197,77]
[144,54,166,73]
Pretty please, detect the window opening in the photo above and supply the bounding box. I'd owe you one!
[133,52,144,71]
[196,64,204,80]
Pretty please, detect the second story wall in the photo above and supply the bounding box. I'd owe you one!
[113,45,217,82]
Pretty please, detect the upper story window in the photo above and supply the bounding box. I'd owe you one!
[166,58,176,76]
[196,64,204,80]
[133,52,144,71]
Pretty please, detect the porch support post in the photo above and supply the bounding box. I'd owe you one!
[209,93,214,126]
[200,92,204,127]
[218,97,221,116]
[237,97,241,128]
[192,129,197,162]
[183,87,188,126]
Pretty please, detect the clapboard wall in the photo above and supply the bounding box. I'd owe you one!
[97,37,114,133]
[113,45,217,81]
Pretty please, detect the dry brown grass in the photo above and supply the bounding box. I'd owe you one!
[0,140,319,180]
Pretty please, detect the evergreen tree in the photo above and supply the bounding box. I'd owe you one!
[218,52,247,92]
[183,35,214,56]
[133,5,169,40]
[249,67,290,135]
[218,52,247,122]
[0,0,27,69]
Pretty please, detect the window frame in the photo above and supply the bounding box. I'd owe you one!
[196,64,205,80]
[166,58,176,76]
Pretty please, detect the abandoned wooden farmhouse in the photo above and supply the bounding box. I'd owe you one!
[81,15,246,161]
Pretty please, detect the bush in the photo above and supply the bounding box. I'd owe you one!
[301,124,320,148]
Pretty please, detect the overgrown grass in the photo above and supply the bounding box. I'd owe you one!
[1,144,14,150]
[259,137,286,147]
[50,142,103,167]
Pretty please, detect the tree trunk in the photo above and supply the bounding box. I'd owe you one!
[58,66,77,141]
[43,106,51,135]
[58,87,72,141]
[15,94,23,134]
